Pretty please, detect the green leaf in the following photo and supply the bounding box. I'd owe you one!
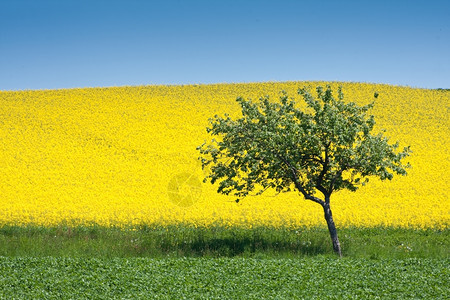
[198,86,411,204]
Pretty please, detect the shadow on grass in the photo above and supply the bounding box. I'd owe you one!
[132,225,333,257]
[156,235,329,257]
[1,224,448,258]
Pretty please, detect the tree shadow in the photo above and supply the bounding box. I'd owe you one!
[155,231,331,257]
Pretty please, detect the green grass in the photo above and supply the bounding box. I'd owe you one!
[0,224,448,258]
[1,225,447,298]
[0,256,448,299]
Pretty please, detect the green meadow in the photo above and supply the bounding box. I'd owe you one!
[0,225,448,298]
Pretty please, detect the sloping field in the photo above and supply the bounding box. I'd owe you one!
[0,82,448,228]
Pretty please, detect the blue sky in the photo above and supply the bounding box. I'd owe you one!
[1,0,449,91]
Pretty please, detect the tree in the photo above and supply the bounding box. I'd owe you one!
[197,86,411,256]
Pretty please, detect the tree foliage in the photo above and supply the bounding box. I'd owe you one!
[198,86,411,206]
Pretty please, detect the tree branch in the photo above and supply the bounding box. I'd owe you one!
[275,152,325,206]
[316,185,329,200]
[316,141,331,199]
[319,142,331,179]
[327,165,346,196]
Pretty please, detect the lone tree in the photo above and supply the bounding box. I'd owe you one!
[197,86,411,256]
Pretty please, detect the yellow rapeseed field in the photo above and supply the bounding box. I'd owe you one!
[0,82,448,228]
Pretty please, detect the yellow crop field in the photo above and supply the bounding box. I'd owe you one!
[0,82,448,229]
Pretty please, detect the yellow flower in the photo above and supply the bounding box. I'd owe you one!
[0,82,448,229]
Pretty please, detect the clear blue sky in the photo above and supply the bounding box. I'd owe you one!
[1,0,449,91]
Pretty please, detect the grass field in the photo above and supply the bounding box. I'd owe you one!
[1,225,447,298]
[1,256,448,299]
[0,225,448,259]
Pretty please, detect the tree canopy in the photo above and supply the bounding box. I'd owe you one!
[198,85,411,256]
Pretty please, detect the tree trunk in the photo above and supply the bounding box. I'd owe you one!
[322,202,342,257]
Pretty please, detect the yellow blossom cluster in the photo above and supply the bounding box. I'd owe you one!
[0,82,448,229]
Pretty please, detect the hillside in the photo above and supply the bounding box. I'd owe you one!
[0,82,448,228]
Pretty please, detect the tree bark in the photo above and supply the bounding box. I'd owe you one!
[322,202,342,257]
